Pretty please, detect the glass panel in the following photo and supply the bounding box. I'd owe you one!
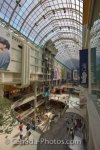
[90,18,100,98]
[0,0,83,69]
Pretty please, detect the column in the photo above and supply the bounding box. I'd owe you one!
[21,44,30,86]
[34,81,37,122]
[88,29,92,94]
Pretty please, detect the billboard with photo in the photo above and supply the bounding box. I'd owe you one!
[0,26,12,70]
[53,65,61,80]
[79,49,88,85]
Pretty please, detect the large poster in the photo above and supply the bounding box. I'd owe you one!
[91,48,96,84]
[96,48,100,85]
[0,26,12,70]
[53,65,61,80]
[79,49,88,85]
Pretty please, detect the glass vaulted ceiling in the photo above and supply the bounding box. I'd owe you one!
[0,0,83,69]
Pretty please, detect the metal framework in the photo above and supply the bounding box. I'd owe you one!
[0,0,83,69]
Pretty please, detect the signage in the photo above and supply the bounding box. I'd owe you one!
[91,48,96,84]
[53,65,61,80]
[79,49,88,85]
[0,26,12,70]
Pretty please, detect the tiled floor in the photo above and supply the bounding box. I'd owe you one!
[0,125,40,150]
[37,116,86,150]
[69,130,85,150]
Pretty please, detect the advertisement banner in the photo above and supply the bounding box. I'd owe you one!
[91,48,96,84]
[79,49,88,85]
[0,26,12,70]
[53,65,61,80]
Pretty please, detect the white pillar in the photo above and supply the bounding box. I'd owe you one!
[21,44,30,86]
[0,85,4,98]
[88,29,91,94]
[34,81,37,122]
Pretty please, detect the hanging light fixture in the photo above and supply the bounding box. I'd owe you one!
[63,8,66,13]
[16,0,21,7]
[43,15,46,19]
[35,23,38,26]
[52,10,55,14]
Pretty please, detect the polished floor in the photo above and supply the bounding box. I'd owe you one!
[69,130,85,150]
[37,114,86,150]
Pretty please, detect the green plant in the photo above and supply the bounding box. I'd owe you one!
[0,113,3,126]
[0,97,11,113]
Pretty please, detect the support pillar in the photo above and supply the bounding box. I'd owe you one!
[88,29,92,94]
[34,81,37,122]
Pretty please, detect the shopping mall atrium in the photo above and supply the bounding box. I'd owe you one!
[0,0,100,150]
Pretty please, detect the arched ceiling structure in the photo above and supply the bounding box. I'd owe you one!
[0,0,83,69]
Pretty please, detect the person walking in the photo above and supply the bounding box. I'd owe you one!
[70,127,74,140]
[31,119,35,130]
[19,128,23,140]
[16,114,21,122]
[19,122,23,131]
[26,123,31,140]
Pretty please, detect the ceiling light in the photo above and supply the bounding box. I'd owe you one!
[35,23,38,26]
[63,8,66,13]
[68,26,70,30]
[52,10,55,14]
[43,15,46,19]
[16,0,21,7]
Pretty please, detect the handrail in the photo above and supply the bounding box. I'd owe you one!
[10,93,36,129]
[11,93,35,109]
[10,91,46,133]
[69,100,86,111]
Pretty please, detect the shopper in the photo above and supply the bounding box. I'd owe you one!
[70,127,74,140]
[31,119,35,130]
[26,123,31,140]
[19,122,23,131]
[66,118,69,132]
[19,128,23,140]
[17,114,21,122]
[26,123,30,131]
[74,119,77,131]
[36,116,41,124]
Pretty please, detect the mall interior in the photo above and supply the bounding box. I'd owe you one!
[0,0,100,150]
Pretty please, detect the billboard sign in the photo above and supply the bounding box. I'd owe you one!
[0,26,12,70]
[53,65,61,80]
[79,49,88,85]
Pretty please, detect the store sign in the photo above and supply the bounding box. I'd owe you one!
[79,49,88,85]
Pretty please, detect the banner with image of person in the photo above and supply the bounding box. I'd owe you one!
[53,64,61,80]
[0,26,12,70]
[79,49,88,86]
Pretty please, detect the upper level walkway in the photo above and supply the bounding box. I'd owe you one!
[49,94,69,104]
[12,93,35,109]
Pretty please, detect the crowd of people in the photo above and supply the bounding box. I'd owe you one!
[18,119,36,141]
[66,115,86,142]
